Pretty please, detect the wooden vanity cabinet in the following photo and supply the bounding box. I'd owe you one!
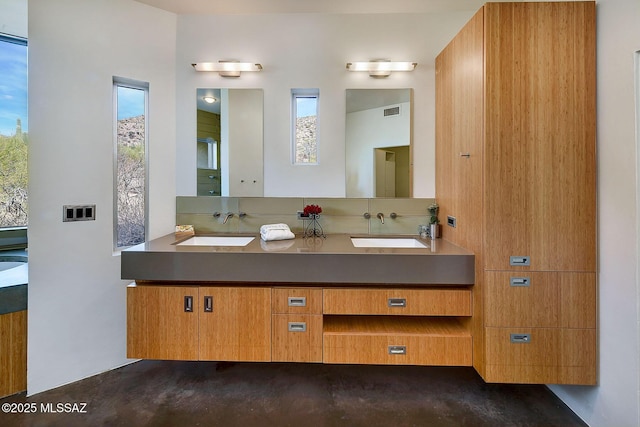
[271,288,323,363]
[322,288,473,366]
[435,2,596,384]
[127,284,271,362]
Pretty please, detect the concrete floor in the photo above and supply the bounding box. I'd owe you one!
[0,361,586,427]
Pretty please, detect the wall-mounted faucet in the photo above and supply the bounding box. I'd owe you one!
[223,212,234,224]
[376,212,385,224]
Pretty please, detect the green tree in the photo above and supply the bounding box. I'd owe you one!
[0,133,28,227]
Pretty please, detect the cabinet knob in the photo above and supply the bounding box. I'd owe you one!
[288,322,307,332]
[509,256,531,266]
[510,277,530,287]
[388,298,407,308]
[288,297,307,307]
[388,345,407,355]
[184,296,193,312]
[510,333,531,344]
[204,296,213,312]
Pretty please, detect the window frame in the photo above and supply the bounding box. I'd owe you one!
[113,77,149,251]
[291,88,319,165]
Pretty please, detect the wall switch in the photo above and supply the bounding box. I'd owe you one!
[447,215,456,228]
[63,205,96,222]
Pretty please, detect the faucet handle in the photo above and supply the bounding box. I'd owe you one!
[238,212,247,218]
[390,212,397,219]
[363,212,371,219]
[213,211,221,218]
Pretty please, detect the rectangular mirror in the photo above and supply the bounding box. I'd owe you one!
[196,88,264,196]
[345,89,413,198]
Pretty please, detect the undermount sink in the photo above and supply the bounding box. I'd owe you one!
[177,236,255,247]
[350,237,428,248]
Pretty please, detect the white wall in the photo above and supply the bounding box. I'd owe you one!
[346,102,411,197]
[175,12,473,198]
[0,0,27,39]
[548,1,640,426]
[27,0,176,395]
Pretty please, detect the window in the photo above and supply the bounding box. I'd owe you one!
[292,89,319,164]
[0,35,28,228]
[114,78,148,249]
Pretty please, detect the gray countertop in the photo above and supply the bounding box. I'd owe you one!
[121,233,474,286]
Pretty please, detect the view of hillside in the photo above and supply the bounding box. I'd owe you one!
[116,115,145,247]
[295,115,317,163]
[0,128,28,227]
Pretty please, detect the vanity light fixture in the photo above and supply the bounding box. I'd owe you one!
[203,96,217,104]
[192,61,263,77]
[346,60,417,78]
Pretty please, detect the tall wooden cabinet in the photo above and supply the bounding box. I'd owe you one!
[436,1,596,384]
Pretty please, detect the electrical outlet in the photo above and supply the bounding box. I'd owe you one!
[63,205,96,222]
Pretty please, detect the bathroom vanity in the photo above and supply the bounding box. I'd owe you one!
[123,234,475,366]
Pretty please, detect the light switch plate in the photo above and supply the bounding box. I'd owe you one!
[63,205,96,222]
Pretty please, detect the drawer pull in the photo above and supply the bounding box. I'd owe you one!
[388,298,407,308]
[510,277,530,287]
[204,296,213,312]
[510,333,531,344]
[288,322,307,332]
[388,345,407,355]
[288,297,307,307]
[510,256,531,266]
[184,296,193,313]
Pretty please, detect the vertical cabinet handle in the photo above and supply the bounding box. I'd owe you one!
[204,296,213,312]
[388,298,407,308]
[388,345,407,355]
[184,296,193,312]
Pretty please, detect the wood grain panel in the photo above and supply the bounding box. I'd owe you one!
[323,316,471,366]
[558,328,596,385]
[127,284,199,360]
[199,287,271,362]
[559,273,597,329]
[485,271,558,327]
[483,1,597,272]
[272,314,322,363]
[272,288,322,314]
[323,288,471,316]
[0,310,27,398]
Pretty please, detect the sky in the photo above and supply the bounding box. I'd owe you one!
[117,86,145,120]
[0,40,28,136]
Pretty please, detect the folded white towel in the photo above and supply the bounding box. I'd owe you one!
[260,239,295,251]
[260,228,295,242]
[259,223,291,234]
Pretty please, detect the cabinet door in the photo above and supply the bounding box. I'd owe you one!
[127,284,199,360]
[483,2,596,271]
[199,287,271,362]
[435,6,484,252]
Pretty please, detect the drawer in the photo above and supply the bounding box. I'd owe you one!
[323,316,472,366]
[271,314,322,363]
[485,272,596,328]
[323,288,471,316]
[484,327,596,385]
[272,288,322,314]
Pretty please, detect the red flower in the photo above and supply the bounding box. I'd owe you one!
[303,204,322,216]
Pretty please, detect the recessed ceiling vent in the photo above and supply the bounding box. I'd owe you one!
[383,106,400,117]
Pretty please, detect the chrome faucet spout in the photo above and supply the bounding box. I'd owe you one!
[223,212,234,224]
[376,212,385,224]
